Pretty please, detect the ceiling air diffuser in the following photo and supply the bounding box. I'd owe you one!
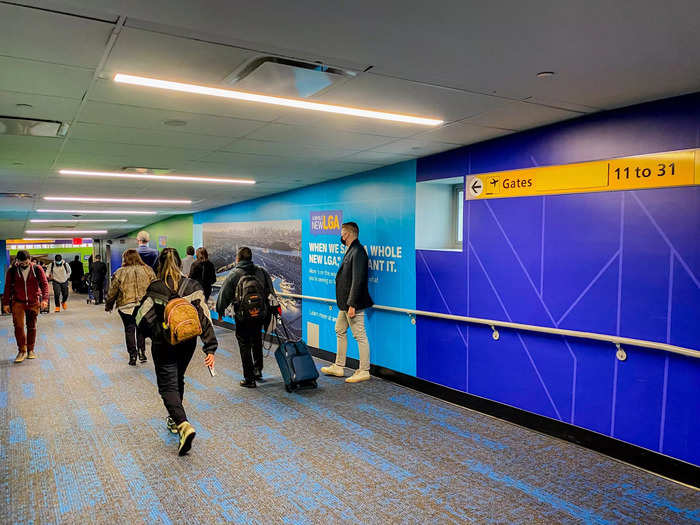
[0,116,67,137]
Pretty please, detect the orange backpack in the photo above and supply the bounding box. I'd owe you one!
[163,297,202,345]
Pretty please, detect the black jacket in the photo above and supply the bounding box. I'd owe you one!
[135,277,217,354]
[189,259,217,299]
[69,259,84,281]
[335,239,373,311]
[91,261,107,283]
[215,260,274,320]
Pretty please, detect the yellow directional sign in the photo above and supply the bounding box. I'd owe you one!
[466,148,698,200]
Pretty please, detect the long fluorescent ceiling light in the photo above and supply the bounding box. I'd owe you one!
[44,196,191,204]
[30,219,128,223]
[37,209,157,215]
[114,73,444,126]
[26,230,107,234]
[59,169,255,185]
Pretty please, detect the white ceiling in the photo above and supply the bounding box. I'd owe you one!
[0,0,699,238]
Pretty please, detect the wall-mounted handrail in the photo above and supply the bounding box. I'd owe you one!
[276,292,700,360]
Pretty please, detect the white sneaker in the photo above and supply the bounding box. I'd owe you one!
[320,364,345,377]
[345,370,370,383]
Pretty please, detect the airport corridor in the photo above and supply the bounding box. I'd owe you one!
[1,296,698,524]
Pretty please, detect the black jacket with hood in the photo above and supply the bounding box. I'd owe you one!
[215,260,274,321]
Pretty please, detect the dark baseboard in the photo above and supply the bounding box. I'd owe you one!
[213,320,699,488]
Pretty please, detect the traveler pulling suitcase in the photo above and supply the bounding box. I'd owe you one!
[273,314,319,392]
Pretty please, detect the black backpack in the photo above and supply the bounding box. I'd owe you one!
[234,267,268,322]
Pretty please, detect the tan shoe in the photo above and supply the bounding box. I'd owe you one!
[345,370,370,383]
[177,421,196,456]
[320,364,345,377]
[14,351,26,363]
[27,350,37,359]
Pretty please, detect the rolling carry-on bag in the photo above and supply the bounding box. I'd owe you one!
[274,314,319,392]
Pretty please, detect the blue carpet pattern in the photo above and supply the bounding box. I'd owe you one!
[1,297,698,524]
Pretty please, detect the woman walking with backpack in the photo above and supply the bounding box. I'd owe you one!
[135,248,217,456]
[105,249,156,365]
[188,247,217,301]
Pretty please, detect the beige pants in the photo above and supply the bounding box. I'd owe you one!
[335,309,370,372]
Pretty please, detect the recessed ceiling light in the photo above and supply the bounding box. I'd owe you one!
[58,169,255,185]
[37,209,157,215]
[114,73,444,126]
[536,71,555,78]
[44,196,192,204]
[26,230,107,234]
[163,119,187,127]
[30,219,128,223]
[16,103,33,109]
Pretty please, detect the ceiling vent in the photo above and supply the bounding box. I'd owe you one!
[0,192,33,199]
[0,116,68,137]
[222,57,356,98]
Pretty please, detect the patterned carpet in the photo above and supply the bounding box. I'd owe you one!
[1,296,698,524]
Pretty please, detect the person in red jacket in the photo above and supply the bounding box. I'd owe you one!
[2,250,49,363]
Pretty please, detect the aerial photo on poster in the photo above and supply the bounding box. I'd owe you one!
[203,219,302,337]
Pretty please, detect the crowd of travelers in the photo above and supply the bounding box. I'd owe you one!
[2,222,373,456]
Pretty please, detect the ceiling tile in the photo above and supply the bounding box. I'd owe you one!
[221,139,359,160]
[338,150,414,164]
[0,3,113,68]
[69,122,233,150]
[417,120,514,144]
[372,138,461,156]
[0,91,81,122]
[247,123,395,150]
[103,27,256,84]
[465,101,582,131]
[78,101,265,137]
[58,140,204,164]
[318,72,511,122]
[0,135,62,158]
[0,57,93,99]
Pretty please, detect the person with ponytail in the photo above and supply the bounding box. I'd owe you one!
[135,248,217,456]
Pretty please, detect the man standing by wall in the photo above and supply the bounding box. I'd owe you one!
[136,231,159,269]
[216,247,275,388]
[2,250,49,362]
[47,254,71,312]
[91,254,107,305]
[321,221,374,383]
[69,255,84,292]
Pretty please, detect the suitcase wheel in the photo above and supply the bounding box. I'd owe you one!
[285,384,294,393]
[311,380,318,388]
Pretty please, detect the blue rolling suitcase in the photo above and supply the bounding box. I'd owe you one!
[274,315,319,392]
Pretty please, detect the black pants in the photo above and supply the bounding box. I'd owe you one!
[71,279,80,292]
[52,281,69,307]
[236,320,264,382]
[151,339,196,425]
[118,310,145,357]
[93,279,104,304]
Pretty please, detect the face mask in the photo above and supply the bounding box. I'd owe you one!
[340,234,346,246]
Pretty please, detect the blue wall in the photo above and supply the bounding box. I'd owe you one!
[0,240,7,294]
[194,161,417,375]
[417,93,700,466]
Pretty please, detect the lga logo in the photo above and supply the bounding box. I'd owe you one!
[310,210,342,235]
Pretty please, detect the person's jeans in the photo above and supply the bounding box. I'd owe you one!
[52,281,69,307]
[235,320,264,382]
[11,302,39,352]
[151,339,196,425]
[118,310,145,357]
[93,279,105,304]
[335,309,370,372]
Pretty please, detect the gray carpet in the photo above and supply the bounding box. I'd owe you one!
[1,296,698,524]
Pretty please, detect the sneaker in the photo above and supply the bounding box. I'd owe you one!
[14,351,26,363]
[345,370,370,383]
[128,356,136,366]
[177,421,196,456]
[27,350,37,359]
[254,368,263,381]
[239,379,256,388]
[166,417,178,434]
[54,306,60,312]
[62,302,67,310]
[138,350,147,363]
[320,364,345,377]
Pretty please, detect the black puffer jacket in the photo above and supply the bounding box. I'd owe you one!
[135,277,217,354]
[335,239,373,311]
